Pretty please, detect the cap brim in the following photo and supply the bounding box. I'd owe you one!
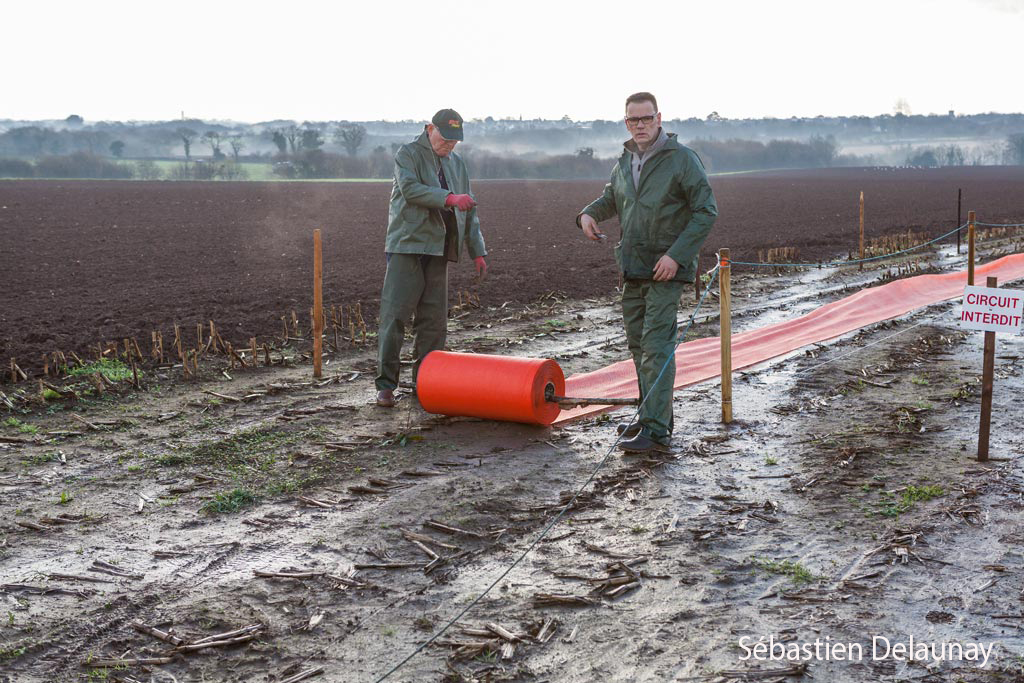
[438,127,464,141]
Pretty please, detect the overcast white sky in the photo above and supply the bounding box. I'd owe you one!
[3,0,1022,123]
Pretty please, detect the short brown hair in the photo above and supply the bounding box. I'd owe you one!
[625,92,658,112]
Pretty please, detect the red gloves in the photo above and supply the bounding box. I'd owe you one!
[445,194,477,211]
[474,256,487,278]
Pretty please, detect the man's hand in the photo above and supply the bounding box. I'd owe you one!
[579,213,605,241]
[445,194,477,211]
[474,256,488,279]
[652,254,679,281]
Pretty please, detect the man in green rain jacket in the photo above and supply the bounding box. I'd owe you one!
[578,92,717,451]
[375,108,487,407]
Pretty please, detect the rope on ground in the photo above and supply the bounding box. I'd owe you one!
[372,265,721,683]
[731,223,966,269]
[794,309,951,376]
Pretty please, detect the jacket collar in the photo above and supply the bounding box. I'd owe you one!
[415,129,433,151]
[622,130,679,158]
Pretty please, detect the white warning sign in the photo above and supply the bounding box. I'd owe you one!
[960,286,1024,334]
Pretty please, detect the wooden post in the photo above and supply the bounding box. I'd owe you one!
[967,210,976,286]
[312,229,324,378]
[956,188,962,255]
[977,275,998,462]
[129,353,139,389]
[858,191,865,270]
[719,248,732,424]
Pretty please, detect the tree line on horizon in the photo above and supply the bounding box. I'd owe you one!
[1,113,1023,180]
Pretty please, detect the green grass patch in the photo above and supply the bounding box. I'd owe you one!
[68,358,134,383]
[4,417,38,434]
[753,558,819,585]
[0,645,26,661]
[201,488,258,514]
[876,485,945,517]
[176,426,313,469]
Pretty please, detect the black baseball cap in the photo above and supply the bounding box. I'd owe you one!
[431,108,464,141]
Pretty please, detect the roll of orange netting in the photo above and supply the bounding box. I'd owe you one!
[417,351,565,425]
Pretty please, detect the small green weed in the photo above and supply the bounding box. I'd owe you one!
[910,376,930,386]
[764,456,778,466]
[201,488,258,514]
[877,485,945,517]
[0,645,26,661]
[57,491,73,506]
[4,418,37,434]
[753,558,818,585]
[68,358,134,383]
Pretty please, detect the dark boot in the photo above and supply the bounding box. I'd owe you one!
[616,422,642,439]
[617,433,670,453]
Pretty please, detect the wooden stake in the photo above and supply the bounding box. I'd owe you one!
[858,191,865,271]
[967,210,976,286]
[129,353,140,389]
[313,229,323,378]
[719,248,732,424]
[978,275,997,462]
[956,188,962,254]
[174,323,183,360]
[251,337,258,367]
[196,322,203,350]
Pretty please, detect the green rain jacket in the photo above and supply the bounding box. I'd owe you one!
[384,131,486,262]
[578,133,717,282]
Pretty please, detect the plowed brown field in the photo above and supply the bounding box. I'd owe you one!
[2,166,1023,371]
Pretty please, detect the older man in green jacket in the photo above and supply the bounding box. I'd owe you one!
[375,109,487,407]
[578,92,717,451]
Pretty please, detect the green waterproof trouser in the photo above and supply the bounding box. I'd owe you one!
[375,253,448,391]
[622,279,686,444]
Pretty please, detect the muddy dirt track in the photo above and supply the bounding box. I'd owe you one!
[1,224,1023,682]
[3,166,1024,373]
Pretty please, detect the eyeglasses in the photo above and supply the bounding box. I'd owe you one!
[625,114,658,127]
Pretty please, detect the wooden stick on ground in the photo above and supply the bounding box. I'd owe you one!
[189,623,264,646]
[132,619,186,646]
[82,657,173,668]
[279,667,325,683]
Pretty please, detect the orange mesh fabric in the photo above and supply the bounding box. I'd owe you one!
[555,253,1024,424]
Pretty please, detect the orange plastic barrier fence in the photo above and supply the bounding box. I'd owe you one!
[556,253,1024,424]
[417,351,565,425]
